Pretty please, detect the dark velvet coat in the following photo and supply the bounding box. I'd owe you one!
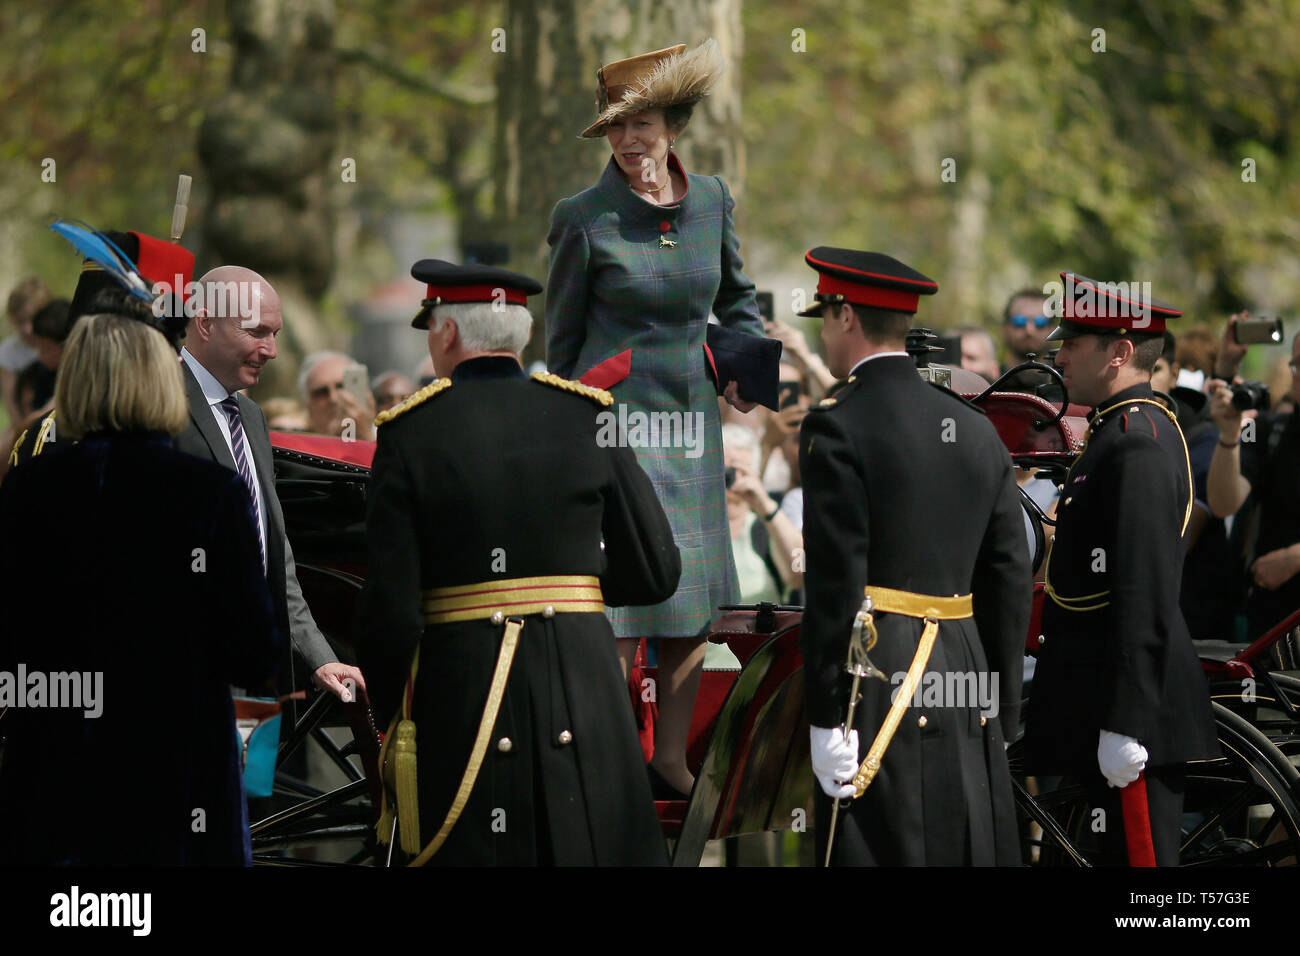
[0,432,279,865]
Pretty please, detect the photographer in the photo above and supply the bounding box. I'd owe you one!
[1207,314,1300,640]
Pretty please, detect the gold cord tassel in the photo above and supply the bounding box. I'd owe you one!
[392,719,421,854]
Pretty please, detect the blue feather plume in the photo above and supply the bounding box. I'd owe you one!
[48,219,154,302]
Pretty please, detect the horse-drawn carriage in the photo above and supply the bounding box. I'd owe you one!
[255,354,1300,867]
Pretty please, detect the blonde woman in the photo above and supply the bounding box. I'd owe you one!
[0,310,279,865]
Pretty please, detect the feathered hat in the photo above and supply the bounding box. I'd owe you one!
[579,39,725,138]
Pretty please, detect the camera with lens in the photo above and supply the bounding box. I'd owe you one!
[1230,380,1271,412]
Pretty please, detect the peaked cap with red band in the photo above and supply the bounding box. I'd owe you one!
[797,247,938,318]
[1046,272,1181,341]
[410,258,543,329]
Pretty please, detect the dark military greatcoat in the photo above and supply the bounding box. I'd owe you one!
[799,355,1031,866]
[356,356,680,866]
[1027,382,1219,773]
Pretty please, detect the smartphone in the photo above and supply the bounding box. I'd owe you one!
[755,291,774,323]
[724,466,737,490]
[1233,317,1284,345]
[342,363,370,405]
[777,380,802,411]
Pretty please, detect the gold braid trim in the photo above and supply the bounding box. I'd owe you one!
[7,428,26,467]
[374,378,452,428]
[530,371,614,407]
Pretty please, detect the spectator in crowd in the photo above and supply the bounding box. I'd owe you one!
[950,325,1001,382]
[299,350,376,440]
[371,369,416,414]
[0,278,51,425]
[761,360,811,495]
[263,397,309,431]
[722,423,803,605]
[765,316,837,394]
[26,299,73,409]
[1207,315,1300,641]
[1150,330,1240,641]
[414,353,437,387]
[1001,288,1053,369]
[0,309,279,865]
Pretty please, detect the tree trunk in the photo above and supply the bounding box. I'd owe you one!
[197,0,338,398]
[493,0,744,366]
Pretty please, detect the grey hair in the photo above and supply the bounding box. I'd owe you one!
[297,350,352,401]
[429,302,532,355]
[721,422,761,473]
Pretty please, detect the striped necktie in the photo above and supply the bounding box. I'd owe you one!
[218,396,267,574]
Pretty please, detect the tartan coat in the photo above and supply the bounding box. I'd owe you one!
[546,153,764,639]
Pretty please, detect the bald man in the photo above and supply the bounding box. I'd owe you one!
[177,266,364,703]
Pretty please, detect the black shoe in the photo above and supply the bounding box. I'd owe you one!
[647,762,692,801]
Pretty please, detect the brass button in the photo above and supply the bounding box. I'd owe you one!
[542,605,556,618]
[497,737,512,752]
[491,611,504,625]
[980,716,988,727]
[1038,635,1046,645]
[819,397,837,408]
[1064,497,1073,506]
[917,715,928,728]
[557,730,573,745]
[847,375,857,383]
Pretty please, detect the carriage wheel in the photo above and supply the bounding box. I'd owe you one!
[1009,701,1300,866]
[1210,672,1300,762]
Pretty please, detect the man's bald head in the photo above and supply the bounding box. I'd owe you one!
[192,266,279,327]
[185,265,282,393]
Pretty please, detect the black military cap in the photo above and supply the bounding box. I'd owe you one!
[1046,272,1181,341]
[798,247,938,318]
[410,259,543,329]
[704,323,783,410]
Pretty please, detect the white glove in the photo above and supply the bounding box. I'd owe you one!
[810,726,860,799]
[1098,729,1148,788]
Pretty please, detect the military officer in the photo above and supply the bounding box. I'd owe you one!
[798,247,1031,866]
[1025,273,1219,866]
[356,260,681,866]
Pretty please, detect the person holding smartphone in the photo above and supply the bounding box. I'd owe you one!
[299,350,376,440]
[1206,313,1300,640]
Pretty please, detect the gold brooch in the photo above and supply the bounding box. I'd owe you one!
[659,235,676,248]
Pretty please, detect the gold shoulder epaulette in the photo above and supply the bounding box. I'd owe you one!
[530,371,614,407]
[374,378,452,427]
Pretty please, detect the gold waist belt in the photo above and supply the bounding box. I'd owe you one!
[863,585,972,620]
[422,574,604,624]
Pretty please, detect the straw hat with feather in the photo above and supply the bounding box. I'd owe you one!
[579,39,725,138]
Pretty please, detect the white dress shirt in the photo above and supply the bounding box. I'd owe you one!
[181,347,268,557]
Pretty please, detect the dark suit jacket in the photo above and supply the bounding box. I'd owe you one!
[0,432,279,864]
[175,358,335,681]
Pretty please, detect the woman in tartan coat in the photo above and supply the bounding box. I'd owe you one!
[546,40,765,797]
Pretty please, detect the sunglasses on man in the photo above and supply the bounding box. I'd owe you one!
[1007,313,1051,329]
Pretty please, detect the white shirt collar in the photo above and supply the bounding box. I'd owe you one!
[848,351,909,378]
[181,347,232,406]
